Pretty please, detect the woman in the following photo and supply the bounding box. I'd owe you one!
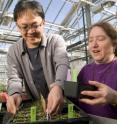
[77,21,117,119]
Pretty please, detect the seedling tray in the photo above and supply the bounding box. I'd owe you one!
[1,99,90,124]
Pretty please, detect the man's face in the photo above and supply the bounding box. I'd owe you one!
[16,10,45,48]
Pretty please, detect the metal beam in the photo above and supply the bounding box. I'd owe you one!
[0,0,13,24]
[46,22,76,31]
[61,1,81,27]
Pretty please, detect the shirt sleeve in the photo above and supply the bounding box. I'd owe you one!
[6,46,23,95]
[50,35,69,89]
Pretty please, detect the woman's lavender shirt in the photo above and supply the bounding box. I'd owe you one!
[77,60,117,119]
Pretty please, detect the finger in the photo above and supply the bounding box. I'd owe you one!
[55,101,64,115]
[46,95,53,113]
[88,81,104,88]
[12,94,22,110]
[15,97,22,110]
[51,96,64,115]
[49,98,60,114]
[6,97,16,114]
[80,97,104,105]
[52,105,61,116]
[81,90,102,98]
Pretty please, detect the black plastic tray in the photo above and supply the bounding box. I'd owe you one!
[1,99,91,124]
[15,117,90,124]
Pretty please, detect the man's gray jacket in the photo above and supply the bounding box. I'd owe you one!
[7,33,69,99]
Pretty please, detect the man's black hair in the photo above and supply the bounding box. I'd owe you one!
[14,0,45,22]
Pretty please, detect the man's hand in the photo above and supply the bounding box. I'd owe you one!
[6,93,22,114]
[0,92,9,102]
[46,85,64,115]
[79,80,117,105]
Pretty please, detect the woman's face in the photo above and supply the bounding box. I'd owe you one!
[88,26,115,64]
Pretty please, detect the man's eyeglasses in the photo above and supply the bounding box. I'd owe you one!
[18,21,43,32]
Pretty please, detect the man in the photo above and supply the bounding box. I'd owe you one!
[6,0,69,115]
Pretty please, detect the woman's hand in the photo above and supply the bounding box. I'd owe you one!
[46,85,64,115]
[79,80,117,105]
